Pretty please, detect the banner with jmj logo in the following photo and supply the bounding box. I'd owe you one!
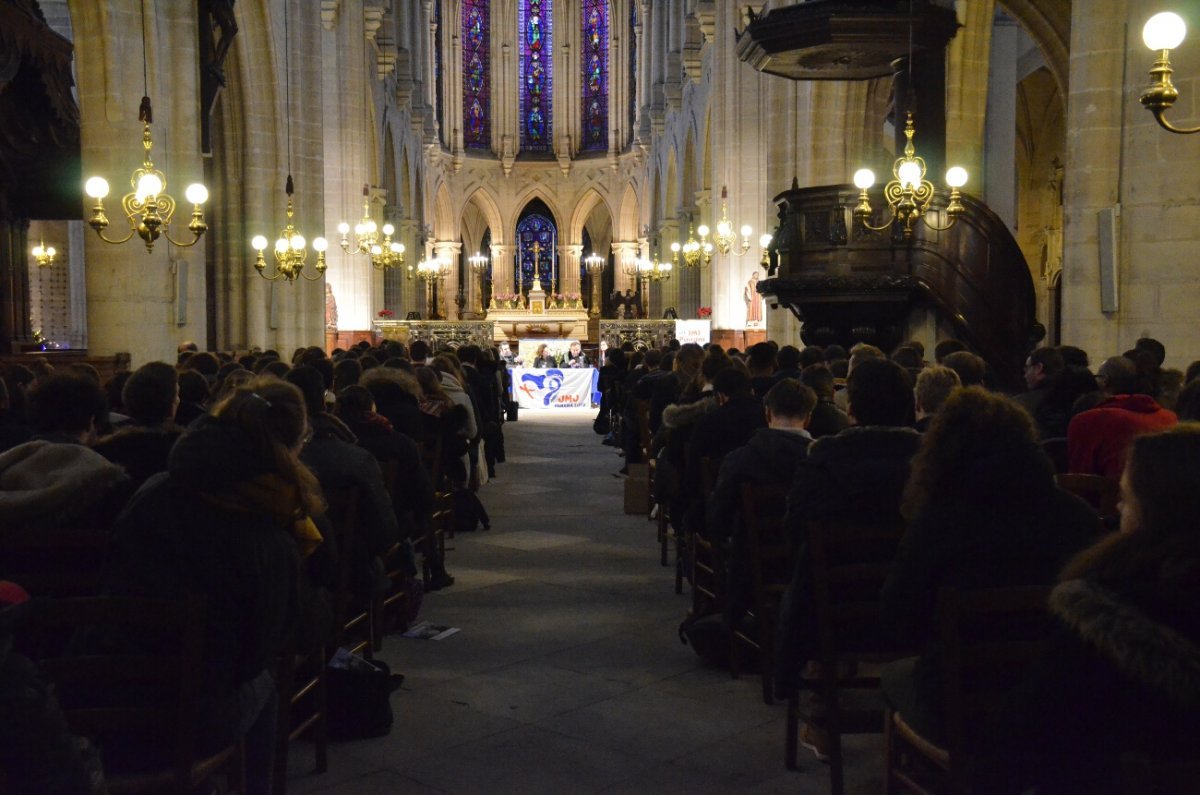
[511,367,599,409]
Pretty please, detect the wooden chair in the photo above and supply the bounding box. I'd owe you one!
[885,585,1054,795]
[22,594,246,794]
[685,457,725,628]
[1054,473,1119,525]
[791,516,910,794]
[729,482,791,705]
[272,631,328,794]
[322,484,374,658]
[0,525,110,597]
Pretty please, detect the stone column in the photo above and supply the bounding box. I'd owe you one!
[73,0,209,364]
[433,239,461,319]
[559,244,583,297]
[610,241,639,296]
[945,0,996,196]
[984,13,1020,232]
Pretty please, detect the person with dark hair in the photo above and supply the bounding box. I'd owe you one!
[942,350,986,388]
[409,339,430,366]
[903,340,926,361]
[286,366,402,597]
[823,344,848,363]
[0,377,32,453]
[104,371,132,429]
[933,338,967,364]
[891,345,924,372]
[457,344,503,479]
[1134,336,1167,367]
[1015,346,1065,424]
[0,372,130,529]
[1067,356,1177,478]
[684,368,767,501]
[333,358,363,392]
[181,351,221,380]
[649,343,703,435]
[773,345,804,382]
[972,425,1200,794]
[1175,378,1200,421]
[1033,365,1100,439]
[879,388,1099,744]
[93,362,184,489]
[106,376,322,793]
[1056,345,1090,369]
[800,363,849,439]
[707,379,816,629]
[775,358,921,743]
[746,342,778,399]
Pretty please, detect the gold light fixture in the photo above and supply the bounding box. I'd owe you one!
[852,113,967,240]
[713,186,753,256]
[670,224,713,268]
[584,251,605,319]
[1140,12,1199,133]
[30,241,57,268]
[336,186,406,270]
[83,2,207,253]
[248,3,325,282]
[468,251,489,315]
[759,233,773,270]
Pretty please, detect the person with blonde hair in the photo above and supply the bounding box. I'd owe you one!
[913,365,961,432]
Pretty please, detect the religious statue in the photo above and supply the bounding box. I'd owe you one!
[744,271,764,327]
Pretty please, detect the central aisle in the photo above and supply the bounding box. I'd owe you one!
[291,407,881,793]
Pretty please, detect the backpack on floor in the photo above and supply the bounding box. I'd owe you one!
[451,488,489,533]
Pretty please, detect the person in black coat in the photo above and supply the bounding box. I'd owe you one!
[106,377,319,794]
[708,379,816,628]
[879,387,1100,742]
[774,359,921,698]
[799,363,850,439]
[970,425,1200,794]
[93,361,184,491]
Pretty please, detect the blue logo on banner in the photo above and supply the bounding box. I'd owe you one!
[519,369,565,406]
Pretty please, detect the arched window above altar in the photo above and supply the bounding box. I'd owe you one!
[516,201,558,292]
[519,0,553,153]
[581,0,608,152]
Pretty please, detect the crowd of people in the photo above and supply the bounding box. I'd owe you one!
[594,334,1200,793]
[0,339,509,792]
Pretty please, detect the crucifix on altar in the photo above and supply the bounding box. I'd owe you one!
[527,240,548,314]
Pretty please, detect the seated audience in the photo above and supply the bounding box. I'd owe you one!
[746,342,778,399]
[774,358,921,712]
[106,376,320,793]
[941,350,986,388]
[879,388,1099,742]
[708,379,816,627]
[913,365,961,433]
[0,372,130,529]
[93,362,184,489]
[972,426,1200,794]
[933,338,967,364]
[1015,346,1065,426]
[1067,356,1177,478]
[174,369,210,427]
[0,378,32,453]
[800,363,850,439]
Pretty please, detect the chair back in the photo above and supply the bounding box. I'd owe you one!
[20,595,242,792]
[936,585,1054,788]
[634,399,651,456]
[322,485,371,656]
[732,482,791,703]
[0,526,110,598]
[1054,473,1119,524]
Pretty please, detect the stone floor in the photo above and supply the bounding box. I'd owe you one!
[288,407,882,794]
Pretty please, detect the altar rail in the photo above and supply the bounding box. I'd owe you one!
[373,320,496,350]
[599,320,677,351]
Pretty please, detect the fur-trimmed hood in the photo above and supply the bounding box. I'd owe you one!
[1050,579,1200,707]
[661,394,716,429]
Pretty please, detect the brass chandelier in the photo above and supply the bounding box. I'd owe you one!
[336,186,406,270]
[30,240,57,268]
[713,186,753,256]
[248,2,325,282]
[670,224,713,268]
[1140,12,1199,134]
[83,3,209,255]
[852,113,967,240]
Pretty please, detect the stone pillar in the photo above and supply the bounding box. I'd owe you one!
[73,0,208,364]
[945,0,995,194]
[610,241,639,295]
[984,13,1020,232]
[490,243,514,300]
[433,239,461,319]
[559,244,582,297]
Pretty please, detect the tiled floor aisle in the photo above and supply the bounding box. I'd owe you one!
[289,407,882,793]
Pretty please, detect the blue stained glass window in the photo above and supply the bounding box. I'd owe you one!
[519,0,553,152]
[581,0,608,151]
[462,0,490,149]
[517,213,557,291]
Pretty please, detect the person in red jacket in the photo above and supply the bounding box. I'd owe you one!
[1067,355,1176,478]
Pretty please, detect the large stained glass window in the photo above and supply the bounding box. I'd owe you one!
[462,0,490,149]
[517,211,557,292]
[519,0,553,152]
[581,0,608,151]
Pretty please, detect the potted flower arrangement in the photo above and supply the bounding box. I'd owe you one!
[697,306,712,319]
[552,293,565,308]
[377,309,395,319]
[566,291,582,308]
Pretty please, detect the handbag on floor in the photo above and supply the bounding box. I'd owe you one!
[326,648,400,739]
